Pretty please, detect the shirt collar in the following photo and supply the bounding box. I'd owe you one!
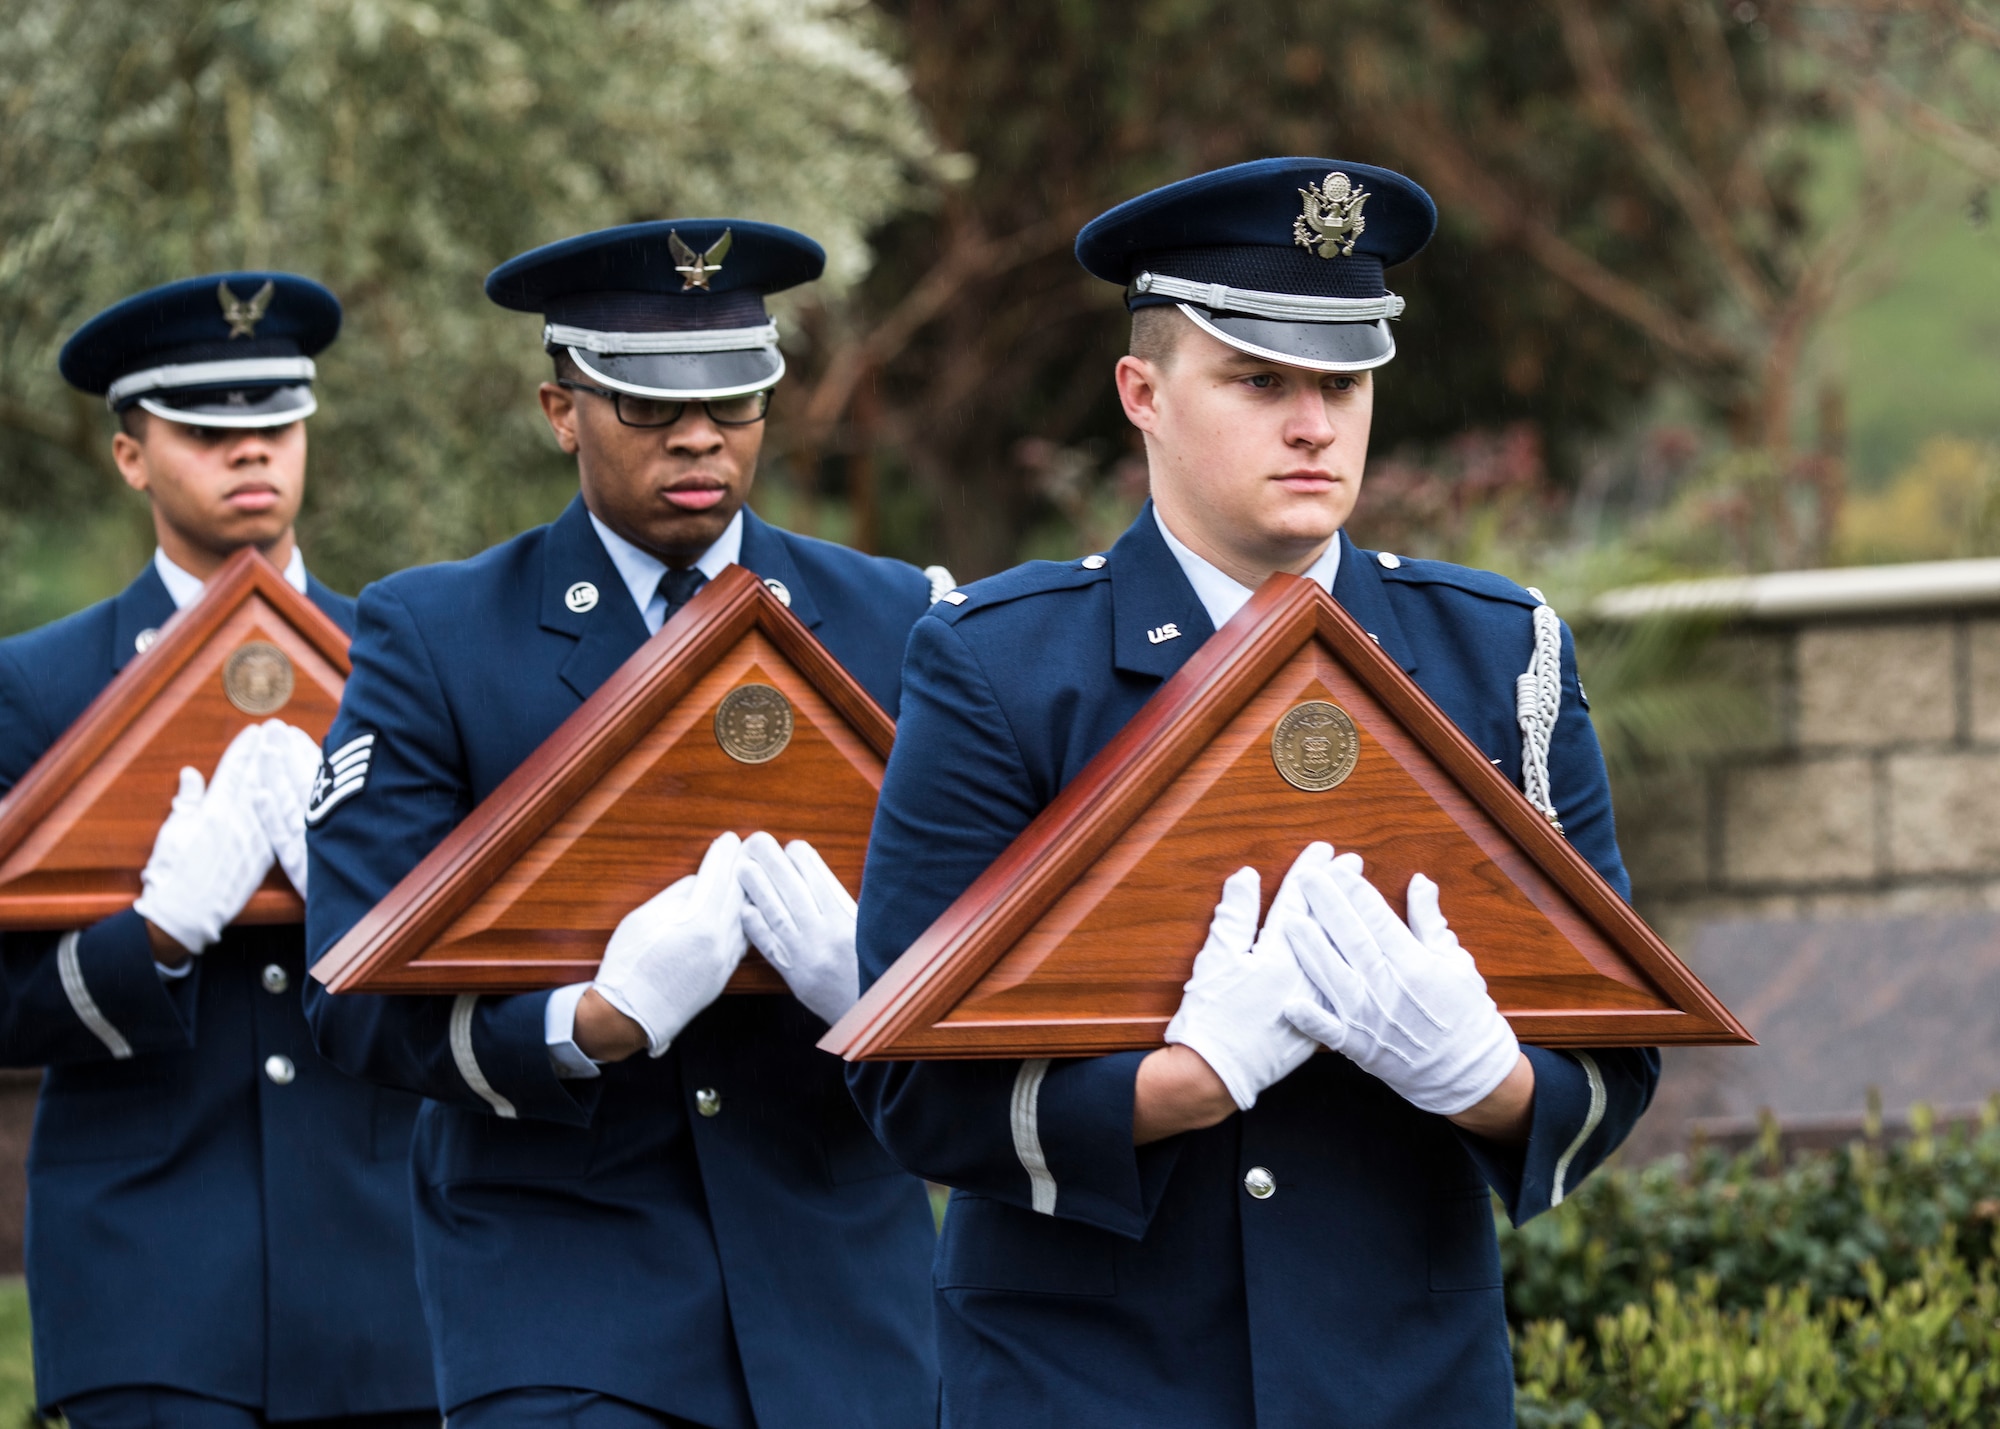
[586,506,744,636]
[1151,505,1341,630]
[153,545,308,612]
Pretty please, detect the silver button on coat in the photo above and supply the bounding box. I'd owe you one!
[264,1055,296,1086]
[1243,1166,1276,1200]
[261,964,290,995]
[695,1087,722,1117]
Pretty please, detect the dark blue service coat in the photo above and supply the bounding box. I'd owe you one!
[850,506,1660,1429]
[0,564,434,1421]
[303,497,938,1429]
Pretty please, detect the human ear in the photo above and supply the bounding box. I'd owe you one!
[537,382,582,455]
[111,431,151,495]
[1114,355,1165,435]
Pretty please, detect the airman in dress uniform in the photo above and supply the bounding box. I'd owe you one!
[302,221,941,1429]
[847,159,1661,1428]
[0,275,437,1429]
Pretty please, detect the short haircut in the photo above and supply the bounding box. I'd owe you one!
[116,405,150,439]
[1129,304,1192,367]
[549,347,584,383]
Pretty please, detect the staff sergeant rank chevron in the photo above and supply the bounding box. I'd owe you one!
[304,732,375,826]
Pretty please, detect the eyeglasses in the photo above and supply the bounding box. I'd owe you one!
[556,381,770,429]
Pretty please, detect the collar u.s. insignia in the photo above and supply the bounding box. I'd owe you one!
[1293,172,1369,259]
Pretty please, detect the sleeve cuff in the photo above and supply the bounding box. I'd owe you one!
[458,989,603,1126]
[1461,1044,1602,1225]
[70,908,198,1055]
[1032,1051,1182,1239]
[543,982,602,1080]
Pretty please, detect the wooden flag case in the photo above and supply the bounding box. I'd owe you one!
[311,565,894,995]
[824,574,1750,1060]
[0,547,351,930]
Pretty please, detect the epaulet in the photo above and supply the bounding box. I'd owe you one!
[927,553,1112,625]
[1360,548,1545,610]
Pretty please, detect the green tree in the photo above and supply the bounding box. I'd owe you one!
[0,0,943,631]
[779,0,1717,579]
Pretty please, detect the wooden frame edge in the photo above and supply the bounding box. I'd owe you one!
[822,578,1323,1057]
[824,574,1752,1059]
[0,546,352,876]
[312,565,895,993]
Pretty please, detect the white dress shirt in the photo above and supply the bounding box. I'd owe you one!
[586,508,744,637]
[1152,505,1341,630]
[545,507,748,1076]
[154,544,309,610]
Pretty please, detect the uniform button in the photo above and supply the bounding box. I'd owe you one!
[695,1087,722,1117]
[261,964,290,995]
[1243,1166,1276,1200]
[1080,554,1107,569]
[264,1055,296,1086]
[1376,551,1402,570]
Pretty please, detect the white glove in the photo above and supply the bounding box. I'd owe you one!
[1161,843,1333,1112]
[591,831,749,1056]
[1282,856,1521,1116]
[133,723,277,954]
[736,832,859,1025]
[248,720,322,897]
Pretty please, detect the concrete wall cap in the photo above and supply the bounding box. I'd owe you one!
[1592,558,2000,623]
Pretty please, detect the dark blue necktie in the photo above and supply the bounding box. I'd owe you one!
[656,566,709,625]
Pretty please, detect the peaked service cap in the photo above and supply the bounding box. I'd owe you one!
[59,272,342,428]
[1075,157,1436,371]
[485,219,826,401]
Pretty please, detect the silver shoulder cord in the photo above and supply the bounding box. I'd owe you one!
[1516,588,1563,831]
[1518,591,1610,1208]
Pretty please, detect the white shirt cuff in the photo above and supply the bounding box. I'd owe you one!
[156,958,195,980]
[544,981,603,1079]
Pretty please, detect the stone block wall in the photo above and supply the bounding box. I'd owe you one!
[1620,606,2000,946]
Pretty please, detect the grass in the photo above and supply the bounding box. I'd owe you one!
[0,1280,33,1426]
[1824,158,2000,489]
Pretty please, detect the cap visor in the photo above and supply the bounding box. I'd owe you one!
[572,347,783,401]
[135,385,317,429]
[1181,306,1395,372]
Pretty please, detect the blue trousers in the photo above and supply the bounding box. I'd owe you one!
[446,1390,704,1429]
[60,1388,439,1429]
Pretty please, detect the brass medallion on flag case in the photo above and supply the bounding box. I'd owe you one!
[1271,699,1359,792]
[714,684,793,764]
[223,642,295,715]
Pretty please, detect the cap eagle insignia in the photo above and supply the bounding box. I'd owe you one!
[1293,172,1369,259]
[217,279,275,338]
[668,229,733,291]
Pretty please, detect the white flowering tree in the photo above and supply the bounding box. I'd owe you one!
[0,0,941,624]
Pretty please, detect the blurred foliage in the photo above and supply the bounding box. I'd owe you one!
[1573,616,1772,785]
[1515,1248,2000,1426]
[1503,1105,2000,1424]
[0,0,944,632]
[0,1281,27,1429]
[811,0,2000,578]
[1832,181,2000,484]
[1835,436,2000,564]
[1499,1102,2000,1335]
[802,0,1701,578]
